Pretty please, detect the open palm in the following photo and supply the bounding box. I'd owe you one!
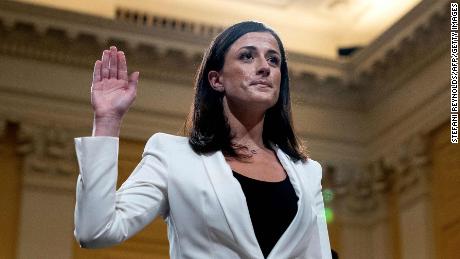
[91,46,139,120]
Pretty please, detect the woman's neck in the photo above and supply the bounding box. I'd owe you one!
[223,99,266,149]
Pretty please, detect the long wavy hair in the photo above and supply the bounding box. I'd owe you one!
[181,21,309,162]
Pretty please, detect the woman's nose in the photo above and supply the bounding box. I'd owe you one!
[256,59,270,77]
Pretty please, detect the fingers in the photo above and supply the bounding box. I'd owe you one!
[99,46,131,81]
[92,60,102,83]
[128,71,140,93]
[109,46,118,79]
[118,51,128,81]
[101,50,109,79]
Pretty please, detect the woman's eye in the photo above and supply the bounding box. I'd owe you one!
[239,52,253,61]
[268,56,280,65]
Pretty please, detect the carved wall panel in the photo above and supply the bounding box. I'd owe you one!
[0,0,454,258]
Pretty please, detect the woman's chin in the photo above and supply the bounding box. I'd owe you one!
[253,94,278,105]
[249,98,278,110]
[226,94,278,109]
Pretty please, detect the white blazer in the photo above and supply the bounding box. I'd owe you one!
[74,132,332,259]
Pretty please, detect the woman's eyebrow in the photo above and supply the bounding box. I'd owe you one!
[238,46,280,55]
[238,46,257,52]
[266,49,280,56]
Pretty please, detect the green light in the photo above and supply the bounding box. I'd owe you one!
[325,207,334,223]
[323,188,334,203]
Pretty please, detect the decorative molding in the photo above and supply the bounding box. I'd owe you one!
[0,3,357,110]
[17,123,78,192]
[348,0,450,109]
[349,0,448,72]
[290,71,363,111]
[382,133,432,208]
[0,0,450,112]
[323,162,388,221]
[115,7,224,38]
[325,132,431,217]
[382,134,429,192]
[0,20,200,85]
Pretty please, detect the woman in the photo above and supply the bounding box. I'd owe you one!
[74,21,332,258]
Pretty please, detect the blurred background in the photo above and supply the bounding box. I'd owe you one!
[0,0,457,258]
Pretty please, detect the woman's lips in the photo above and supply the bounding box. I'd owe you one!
[251,80,272,87]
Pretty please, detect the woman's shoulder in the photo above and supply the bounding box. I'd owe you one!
[306,158,322,170]
[146,132,189,146]
[144,132,190,152]
[148,132,188,142]
[293,156,321,169]
[293,157,323,181]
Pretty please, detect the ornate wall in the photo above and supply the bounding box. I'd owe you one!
[0,0,454,258]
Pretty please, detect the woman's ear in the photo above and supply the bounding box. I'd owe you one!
[208,70,224,92]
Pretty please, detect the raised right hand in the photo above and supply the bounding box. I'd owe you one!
[91,46,139,121]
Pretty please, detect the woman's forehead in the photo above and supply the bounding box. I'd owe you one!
[229,32,280,53]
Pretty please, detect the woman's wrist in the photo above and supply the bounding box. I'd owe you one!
[92,116,122,137]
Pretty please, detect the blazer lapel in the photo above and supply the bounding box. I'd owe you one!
[201,151,264,259]
[266,144,316,258]
[201,144,317,259]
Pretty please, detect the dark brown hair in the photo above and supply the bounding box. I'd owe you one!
[181,21,308,162]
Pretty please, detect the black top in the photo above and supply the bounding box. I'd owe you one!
[232,170,298,258]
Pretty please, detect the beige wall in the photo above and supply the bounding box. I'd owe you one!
[0,122,22,259]
[430,123,460,259]
[0,1,455,258]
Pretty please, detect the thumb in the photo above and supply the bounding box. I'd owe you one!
[128,71,139,89]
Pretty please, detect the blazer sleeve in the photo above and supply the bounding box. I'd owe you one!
[74,133,169,249]
[307,160,333,259]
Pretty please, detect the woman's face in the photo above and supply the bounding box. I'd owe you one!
[212,32,282,112]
